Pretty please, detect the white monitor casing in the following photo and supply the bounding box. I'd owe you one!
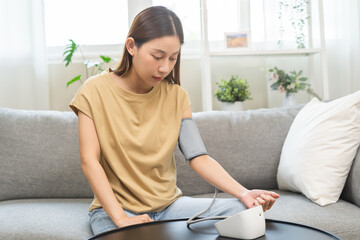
[214,205,266,239]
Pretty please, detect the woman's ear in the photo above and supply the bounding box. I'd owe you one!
[125,37,136,56]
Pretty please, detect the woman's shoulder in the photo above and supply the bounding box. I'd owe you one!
[161,80,191,111]
[79,69,111,93]
[84,70,110,86]
[162,80,188,96]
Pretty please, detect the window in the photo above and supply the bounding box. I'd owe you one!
[207,0,239,42]
[206,0,311,51]
[44,0,311,58]
[250,0,265,43]
[43,0,128,46]
[152,0,201,51]
[250,0,310,49]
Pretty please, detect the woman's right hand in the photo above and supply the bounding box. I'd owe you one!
[115,214,154,228]
[238,189,280,212]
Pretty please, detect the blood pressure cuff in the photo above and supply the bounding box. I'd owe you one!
[178,118,208,161]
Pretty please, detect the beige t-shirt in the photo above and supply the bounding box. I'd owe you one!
[69,69,190,213]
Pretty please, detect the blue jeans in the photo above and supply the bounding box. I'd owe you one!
[89,196,247,236]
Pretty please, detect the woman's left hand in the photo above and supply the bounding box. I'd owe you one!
[238,190,280,212]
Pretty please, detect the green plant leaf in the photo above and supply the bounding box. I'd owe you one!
[63,39,78,67]
[100,55,112,63]
[307,88,322,100]
[270,82,280,90]
[298,83,308,87]
[288,76,295,82]
[214,75,251,102]
[67,75,81,87]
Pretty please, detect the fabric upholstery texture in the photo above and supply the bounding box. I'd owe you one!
[0,108,92,201]
[1,106,359,240]
[342,147,360,206]
[175,106,302,196]
[0,199,92,240]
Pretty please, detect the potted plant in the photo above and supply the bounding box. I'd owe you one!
[214,75,252,111]
[268,66,321,106]
[63,39,113,87]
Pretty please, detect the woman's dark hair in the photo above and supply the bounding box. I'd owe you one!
[113,6,184,85]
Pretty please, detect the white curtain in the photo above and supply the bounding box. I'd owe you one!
[323,0,360,99]
[0,0,49,110]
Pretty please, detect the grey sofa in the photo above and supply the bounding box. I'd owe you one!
[0,106,359,240]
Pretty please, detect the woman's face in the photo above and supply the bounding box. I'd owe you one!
[130,35,181,89]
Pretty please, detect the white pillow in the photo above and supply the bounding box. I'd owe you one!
[277,90,360,206]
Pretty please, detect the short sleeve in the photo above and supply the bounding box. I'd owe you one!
[181,87,191,113]
[69,81,94,119]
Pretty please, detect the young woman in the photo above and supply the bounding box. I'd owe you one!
[70,6,279,236]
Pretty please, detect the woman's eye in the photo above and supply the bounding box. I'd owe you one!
[152,55,162,60]
[170,57,177,61]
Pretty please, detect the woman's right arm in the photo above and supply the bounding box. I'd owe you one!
[78,111,153,228]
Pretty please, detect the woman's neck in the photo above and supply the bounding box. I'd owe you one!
[111,69,153,94]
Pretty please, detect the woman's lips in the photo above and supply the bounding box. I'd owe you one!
[153,76,162,81]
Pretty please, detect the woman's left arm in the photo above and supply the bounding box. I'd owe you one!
[182,107,279,212]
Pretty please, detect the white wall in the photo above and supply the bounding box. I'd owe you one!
[48,55,322,112]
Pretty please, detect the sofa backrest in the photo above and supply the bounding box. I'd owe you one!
[0,108,92,201]
[1,107,359,207]
[175,106,360,207]
[342,147,360,207]
[174,106,302,196]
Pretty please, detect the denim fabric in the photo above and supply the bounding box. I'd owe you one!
[89,196,246,236]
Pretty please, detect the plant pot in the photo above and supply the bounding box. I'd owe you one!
[283,92,297,107]
[221,101,243,111]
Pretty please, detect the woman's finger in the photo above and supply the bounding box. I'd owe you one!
[260,194,270,211]
[256,197,266,212]
[267,195,276,210]
[140,214,153,222]
[265,191,280,198]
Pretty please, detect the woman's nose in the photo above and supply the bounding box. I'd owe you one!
[158,60,170,73]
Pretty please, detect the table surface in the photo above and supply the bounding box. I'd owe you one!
[90,218,340,240]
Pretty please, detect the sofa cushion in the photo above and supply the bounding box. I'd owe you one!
[174,106,302,196]
[342,146,360,207]
[265,190,360,240]
[0,108,92,201]
[277,92,360,206]
[193,190,359,240]
[0,198,93,240]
